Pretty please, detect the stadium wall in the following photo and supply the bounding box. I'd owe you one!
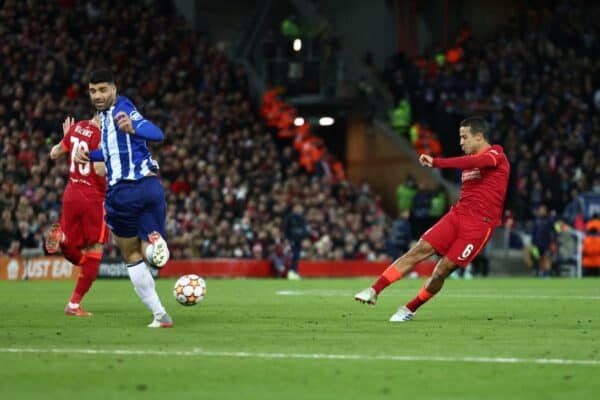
[0,257,435,280]
[345,117,441,215]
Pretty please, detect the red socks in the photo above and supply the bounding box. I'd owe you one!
[372,266,403,294]
[406,287,435,312]
[69,251,102,305]
[60,242,85,266]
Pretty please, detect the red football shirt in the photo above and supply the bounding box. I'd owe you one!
[60,120,106,195]
[433,144,510,226]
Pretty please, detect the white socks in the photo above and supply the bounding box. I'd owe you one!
[127,260,166,319]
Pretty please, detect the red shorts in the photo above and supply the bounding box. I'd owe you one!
[422,210,494,267]
[60,184,108,249]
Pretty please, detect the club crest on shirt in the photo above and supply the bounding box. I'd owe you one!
[129,110,143,121]
[462,168,481,182]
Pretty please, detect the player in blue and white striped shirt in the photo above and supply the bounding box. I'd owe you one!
[77,69,173,328]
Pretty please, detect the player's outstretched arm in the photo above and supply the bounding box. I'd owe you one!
[432,152,497,169]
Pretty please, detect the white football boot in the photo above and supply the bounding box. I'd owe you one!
[148,313,173,328]
[389,306,415,322]
[147,231,170,268]
[354,287,377,305]
[286,270,301,280]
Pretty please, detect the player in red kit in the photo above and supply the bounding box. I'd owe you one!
[45,116,108,316]
[355,117,510,321]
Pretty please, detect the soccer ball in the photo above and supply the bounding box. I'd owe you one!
[173,274,206,306]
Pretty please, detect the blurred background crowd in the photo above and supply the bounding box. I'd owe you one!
[0,0,394,267]
[0,0,598,276]
[382,1,599,221]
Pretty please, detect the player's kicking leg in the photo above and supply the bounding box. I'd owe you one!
[354,239,436,306]
[114,234,173,328]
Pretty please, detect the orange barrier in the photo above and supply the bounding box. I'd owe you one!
[159,259,272,278]
[158,259,435,278]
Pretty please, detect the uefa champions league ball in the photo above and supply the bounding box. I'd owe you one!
[173,274,206,306]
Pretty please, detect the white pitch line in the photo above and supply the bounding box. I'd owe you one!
[1,347,599,366]
[276,290,600,300]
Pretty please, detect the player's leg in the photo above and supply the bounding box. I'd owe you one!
[355,240,436,304]
[355,212,456,305]
[390,224,493,322]
[53,188,92,315]
[65,243,103,316]
[389,256,458,322]
[65,203,108,316]
[104,180,172,328]
[139,177,170,268]
[111,233,172,328]
[137,177,172,327]
[47,188,85,264]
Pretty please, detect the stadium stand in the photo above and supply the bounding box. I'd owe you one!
[0,0,391,262]
[380,1,599,223]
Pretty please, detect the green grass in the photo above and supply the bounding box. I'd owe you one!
[1,278,599,399]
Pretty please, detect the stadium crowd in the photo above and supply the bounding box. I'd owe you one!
[3,1,596,276]
[382,1,599,222]
[0,0,393,263]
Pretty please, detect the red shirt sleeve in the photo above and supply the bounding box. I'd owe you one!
[432,150,498,169]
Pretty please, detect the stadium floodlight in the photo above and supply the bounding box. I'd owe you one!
[294,117,305,126]
[319,116,334,126]
[293,38,302,52]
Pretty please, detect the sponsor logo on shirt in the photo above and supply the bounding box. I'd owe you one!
[462,168,481,182]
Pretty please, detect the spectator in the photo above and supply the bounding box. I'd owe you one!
[16,221,39,252]
[386,209,412,259]
[390,96,411,137]
[270,239,293,277]
[410,182,432,238]
[582,215,600,277]
[429,184,448,219]
[283,203,309,279]
[395,175,416,214]
[527,204,556,277]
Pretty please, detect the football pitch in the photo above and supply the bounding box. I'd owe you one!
[1,277,599,399]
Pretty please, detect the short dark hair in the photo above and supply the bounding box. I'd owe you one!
[89,69,115,84]
[460,117,489,140]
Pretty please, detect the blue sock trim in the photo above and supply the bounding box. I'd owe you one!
[125,260,145,268]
